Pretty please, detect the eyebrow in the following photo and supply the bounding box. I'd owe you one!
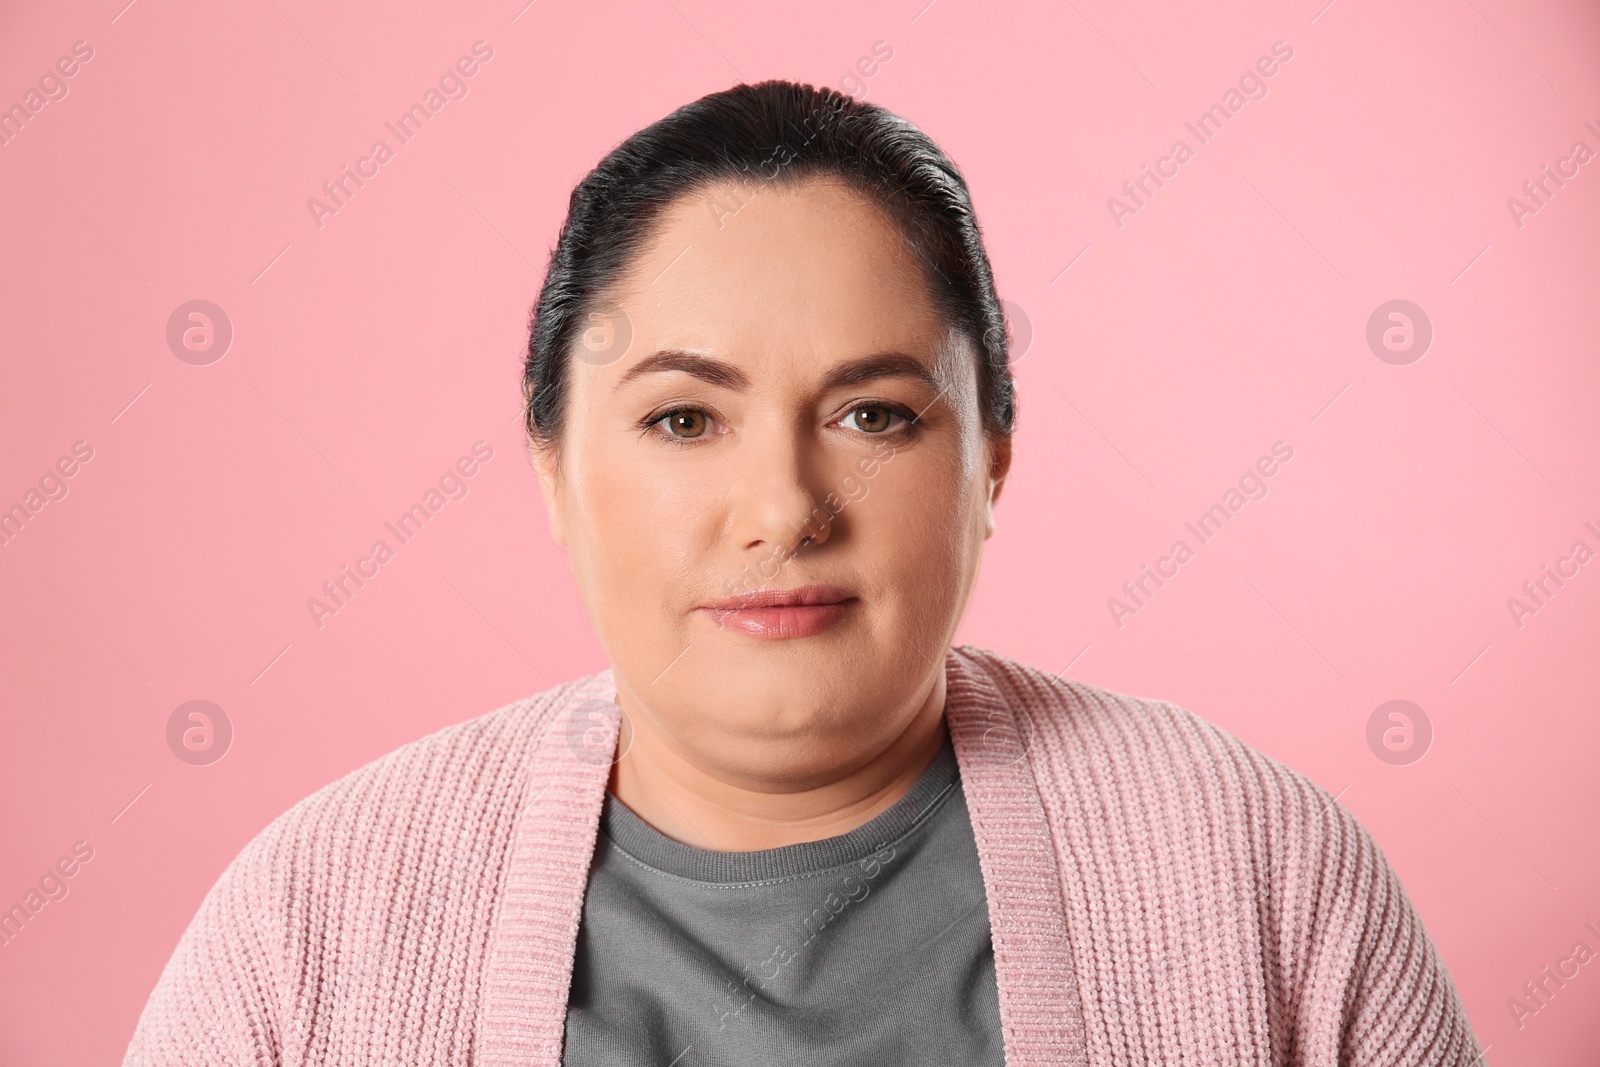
[612,349,941,395]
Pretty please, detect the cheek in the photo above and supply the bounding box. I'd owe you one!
[569,440,713,606]
[848,445,979,589]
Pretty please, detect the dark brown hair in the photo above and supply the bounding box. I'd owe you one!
[522,79,1016,448]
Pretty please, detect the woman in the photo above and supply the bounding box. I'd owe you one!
[124,81,1482,1066]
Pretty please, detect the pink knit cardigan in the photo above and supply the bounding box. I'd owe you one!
[123,646,1482,1066]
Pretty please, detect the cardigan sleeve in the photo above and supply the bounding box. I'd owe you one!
[1283,777,1483,1066]
[122,824,285,1067]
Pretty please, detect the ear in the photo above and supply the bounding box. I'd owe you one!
[528,440,568,548]
[982,434,1013,540]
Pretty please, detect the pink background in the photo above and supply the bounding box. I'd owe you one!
[2,0,1597,1061]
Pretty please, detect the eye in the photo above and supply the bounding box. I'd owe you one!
[840,404,912,434]
[651,408,712,440]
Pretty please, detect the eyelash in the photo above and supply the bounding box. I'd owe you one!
[639,401,922,447]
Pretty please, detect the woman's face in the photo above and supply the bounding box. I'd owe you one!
[532,175,1010,784]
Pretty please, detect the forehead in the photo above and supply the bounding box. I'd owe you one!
[605,176,947,365]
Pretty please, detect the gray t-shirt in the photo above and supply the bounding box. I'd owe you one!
[561,736,1004,1066]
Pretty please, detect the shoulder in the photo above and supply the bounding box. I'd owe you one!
[127,673,605,1063]
[187,672,604,977]
[950,647,1463,1004]
[948,657,1480,1057]
[951,643,1338,825]
[257,673,594,862]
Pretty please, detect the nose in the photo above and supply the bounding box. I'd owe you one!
[725,427,833,561]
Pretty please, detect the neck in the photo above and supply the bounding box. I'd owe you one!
[605,669,949,852]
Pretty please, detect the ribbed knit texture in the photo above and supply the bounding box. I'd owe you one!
[122,646,1483,1066]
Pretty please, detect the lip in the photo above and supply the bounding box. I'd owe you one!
[698,584,858,639]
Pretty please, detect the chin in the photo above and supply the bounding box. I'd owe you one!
[701,645,914,734]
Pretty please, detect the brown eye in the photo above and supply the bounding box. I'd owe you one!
[663,410,708,438]
[846,406,897,433]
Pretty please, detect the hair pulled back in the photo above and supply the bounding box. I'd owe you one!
[523,79,1016,448]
